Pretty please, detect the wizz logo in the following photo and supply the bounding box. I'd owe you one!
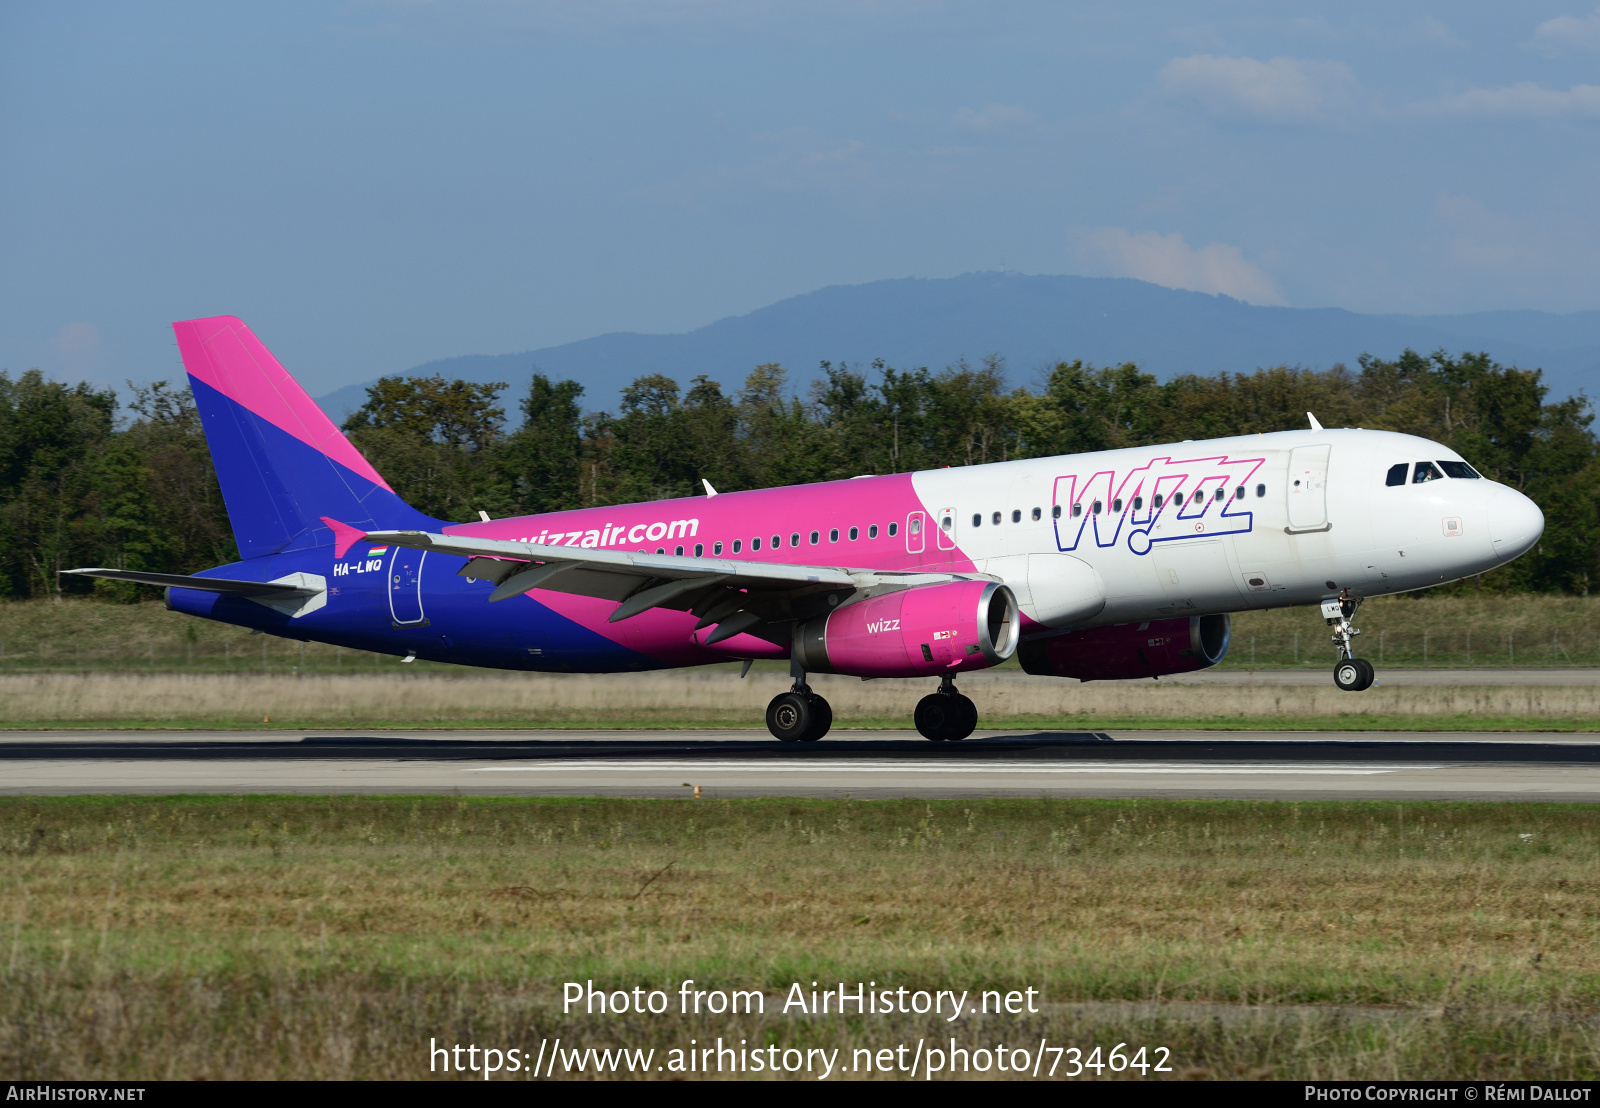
[1052,454,1266,556]
[865,618,901,633]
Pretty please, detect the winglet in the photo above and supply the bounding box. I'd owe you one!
[1307,411,1324,431]
[702,479,719,497]
[320,516,367,559]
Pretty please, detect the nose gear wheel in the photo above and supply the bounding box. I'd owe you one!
[1334,657,1375,691]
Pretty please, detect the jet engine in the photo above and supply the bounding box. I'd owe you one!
[1018,614,1230,681]
[793,580,1019,679]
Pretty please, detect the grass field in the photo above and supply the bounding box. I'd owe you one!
[0,670,1596,731]
[2,593,1597,675]
[4,795,1599,1080]
[0,594,1594,731]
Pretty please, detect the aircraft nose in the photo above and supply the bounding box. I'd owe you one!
[1487,486,1544,563]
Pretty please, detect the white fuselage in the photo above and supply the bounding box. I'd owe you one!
[909,428,1544,629]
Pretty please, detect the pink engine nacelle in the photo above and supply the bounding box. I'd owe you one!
[793,580,1020,679]
[1018,614,1231,681]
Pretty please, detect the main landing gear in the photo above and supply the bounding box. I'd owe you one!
[914,675,978,742]
[763,665,980,742]
[1323,590,1376,692]
[766,660,832,742]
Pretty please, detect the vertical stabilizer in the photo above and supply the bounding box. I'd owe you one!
[173,316,434,558]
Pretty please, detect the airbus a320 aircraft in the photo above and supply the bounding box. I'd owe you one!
[68,317,1545,741]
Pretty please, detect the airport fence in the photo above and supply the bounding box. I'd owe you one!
[0,596,1595,674]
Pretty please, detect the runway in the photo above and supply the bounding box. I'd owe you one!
[1161,666,1600,686]
[4,728,1600,800]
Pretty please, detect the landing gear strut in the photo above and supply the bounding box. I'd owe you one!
[765,659,832,742]
[914,675,978,742]
[1324,590,1375,692]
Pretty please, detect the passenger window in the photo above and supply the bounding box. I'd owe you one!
[992,511,1001,525]
[773,535,781,548]
[1153,494,1163,508]
[1214,488,1225,501]
[733,540,742,553]
[889,522,898,537]
[807,531,818,545]
[1255,483,1265,497]
[869,524,879,539]
[694,544,703,557]
[1012,510,1021,523]
[1072,503,1083,517]
[1234,486,1244,499]
[848,526,858,540]
[1413,462,1444,484]
[828,528,838,542]
[941,516,953,531]
[1051,505,1061,519]
[751,537,761,551]
[676,545,684,556]
[1112,498,1122,512]
[1092,500,1102,515]
[1133,496,1143,511]
[1031,507,1041,521]
[972,514,982,527]
[1385,463,1408,486]
[656,548,665,554]
[1439,460,1480,479]
[909,518,920,534]
[1173,492,1184,506]
[712,542,722,555]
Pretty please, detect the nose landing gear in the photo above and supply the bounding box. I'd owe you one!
[915,675,978,741]
[1323,591,1375,691]
[766,660,832,742]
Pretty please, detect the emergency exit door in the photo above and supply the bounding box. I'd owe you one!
[388,548,427,625]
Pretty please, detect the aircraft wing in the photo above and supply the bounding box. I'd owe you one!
[364,528,988,645]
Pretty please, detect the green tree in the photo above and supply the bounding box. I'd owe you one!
[342,375,508,520]
[497,373,585,513]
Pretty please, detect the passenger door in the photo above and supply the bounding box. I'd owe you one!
[1286,445,1331,531]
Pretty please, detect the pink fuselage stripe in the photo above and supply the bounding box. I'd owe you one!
[450,474,973,663]
[174,316,393,492]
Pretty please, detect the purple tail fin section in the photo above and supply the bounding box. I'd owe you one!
[174,316,435,559]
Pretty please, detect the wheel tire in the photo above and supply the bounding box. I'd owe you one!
[1333,659,1365,691]
[914,693,961,741]
[800,695,832,742]
[1353,658,1376,691]
[945,694,978,742]
[766,692,814,742]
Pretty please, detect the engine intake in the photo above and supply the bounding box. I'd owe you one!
[794,580,1019,679]
[1018,614,1230,681]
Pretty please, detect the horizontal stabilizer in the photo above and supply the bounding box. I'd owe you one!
[61,568,313,596]
[62,568,329,619]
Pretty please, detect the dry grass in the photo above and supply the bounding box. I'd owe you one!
[3,796,1599,1080]
[0,671,1594,730]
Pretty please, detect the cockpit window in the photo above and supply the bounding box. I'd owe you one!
[1438,460,1480,479]
[1413,461,1444,484]
[1385,463,1408,487]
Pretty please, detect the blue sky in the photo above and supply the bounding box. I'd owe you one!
[2,1,1598,395]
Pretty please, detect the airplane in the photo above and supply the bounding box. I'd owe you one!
[65,317,1545,742]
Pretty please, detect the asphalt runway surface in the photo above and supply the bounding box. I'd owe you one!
[1163,667,1600,686]
[4,727,1600,801]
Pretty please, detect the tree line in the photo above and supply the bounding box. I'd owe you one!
[5,349,1596,600]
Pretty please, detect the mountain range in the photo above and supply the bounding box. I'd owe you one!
[314,273,1600,423]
